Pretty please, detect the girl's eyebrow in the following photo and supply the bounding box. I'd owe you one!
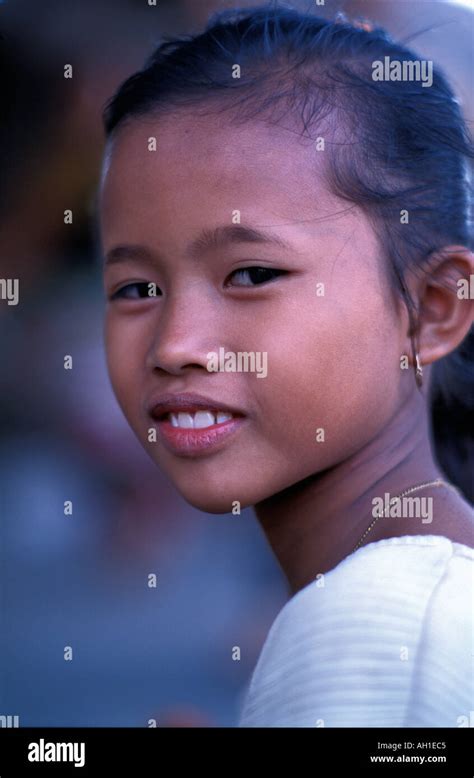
[187,224,293,257]
[104,224,293,267]
[104,244,156,267]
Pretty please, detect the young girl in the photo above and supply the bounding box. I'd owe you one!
[99,6,473,727]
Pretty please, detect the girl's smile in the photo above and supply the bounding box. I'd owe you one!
[147,391,247,457]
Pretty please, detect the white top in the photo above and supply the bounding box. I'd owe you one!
[239,535,474,727]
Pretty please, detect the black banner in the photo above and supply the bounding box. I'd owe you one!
[0,727,472,775]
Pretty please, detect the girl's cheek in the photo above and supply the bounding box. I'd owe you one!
[105,327,137,404]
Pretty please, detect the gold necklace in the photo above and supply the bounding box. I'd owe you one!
[353,478,460,553]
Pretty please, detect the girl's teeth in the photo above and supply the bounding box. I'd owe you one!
[168,410,234,429]
[177,412,195,428]
[194,411,216,429]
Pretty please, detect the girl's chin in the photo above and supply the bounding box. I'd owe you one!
[179,490,251,515]
[167,478,258,514]
[156,462,260,513]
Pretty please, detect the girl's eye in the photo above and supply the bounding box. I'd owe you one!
[226,267,287,287]
[110,282,161,300]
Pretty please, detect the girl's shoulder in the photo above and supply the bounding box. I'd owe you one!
[239,536,473,727]
[287,534,473,623]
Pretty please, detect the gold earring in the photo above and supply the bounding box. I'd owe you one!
[415,353,423,387]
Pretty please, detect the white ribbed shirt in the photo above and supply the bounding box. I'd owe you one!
[239,535,474,727]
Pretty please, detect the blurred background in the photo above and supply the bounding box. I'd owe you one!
[0,0,472,726]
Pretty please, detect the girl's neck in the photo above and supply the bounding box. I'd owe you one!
[254,393,445,595]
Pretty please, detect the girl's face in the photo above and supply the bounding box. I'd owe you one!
[101,111,410,512]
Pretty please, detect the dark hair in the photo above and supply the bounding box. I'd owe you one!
[102,4,474,501]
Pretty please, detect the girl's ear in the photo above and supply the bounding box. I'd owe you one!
[408,245,474,367]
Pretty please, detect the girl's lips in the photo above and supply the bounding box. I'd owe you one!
[153,415,246,457]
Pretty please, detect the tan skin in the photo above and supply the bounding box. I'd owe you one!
[100,112,474,596]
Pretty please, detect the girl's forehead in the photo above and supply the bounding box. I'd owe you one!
[109,111,325,173]
[101,111,337,219]
[99,111,381,264]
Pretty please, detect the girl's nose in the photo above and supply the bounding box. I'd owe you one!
[144,293,221,376]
